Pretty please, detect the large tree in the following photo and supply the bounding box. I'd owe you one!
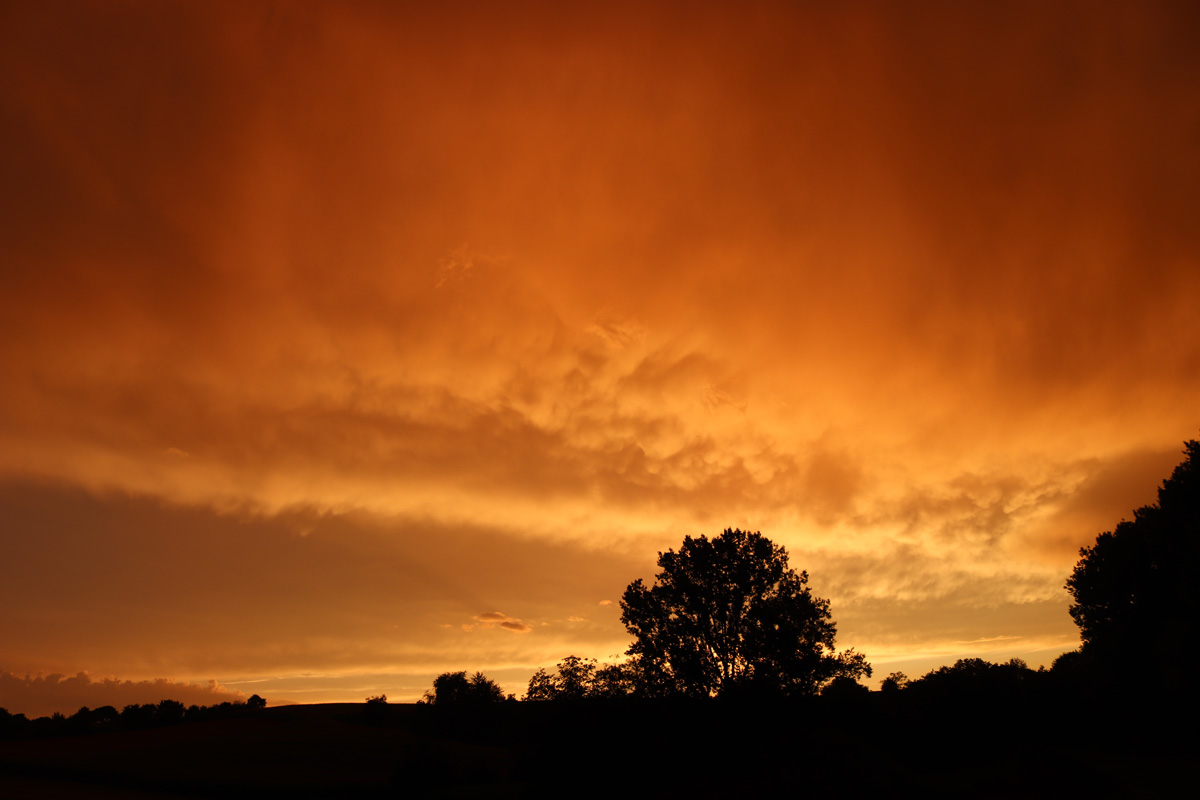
[620,528,869,697]
[1065,440,1199,690]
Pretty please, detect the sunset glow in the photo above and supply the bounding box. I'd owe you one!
[2,0,1198,716]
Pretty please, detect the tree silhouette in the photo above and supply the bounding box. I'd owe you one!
[909,657,1037,698]
[425,671,505,704]
[524,656,597,700]
[1065,439,1199,691]
[523,656,638,700]
[590,661,638,698]
[821,675,869,697]
[620,528,869,697]
[156,699,185,725]
[524,668,558,701]
[551,656,595,699]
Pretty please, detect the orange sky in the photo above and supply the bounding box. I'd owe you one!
[2,0,1198,716]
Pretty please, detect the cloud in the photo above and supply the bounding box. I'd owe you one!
[1015,446,1187,563]
[0,0,1197,702]
[2,0,1198,551]
[471,612,532,634]
[0,671,245,719]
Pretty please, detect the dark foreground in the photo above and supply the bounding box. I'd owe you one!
[0,693,1190,799]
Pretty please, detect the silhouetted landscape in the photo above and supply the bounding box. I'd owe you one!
[0,680,1192,798]
[4,2,1199,797]
[3,441,1196,798]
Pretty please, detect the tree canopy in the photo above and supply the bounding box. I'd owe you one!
[907,658,1038,698]
[525,656,638,700]
[1065,439,1199,690]
[620,528,869,697]
[423,671,506,705]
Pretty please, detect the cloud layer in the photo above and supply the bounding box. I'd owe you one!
[1,1,1197,703]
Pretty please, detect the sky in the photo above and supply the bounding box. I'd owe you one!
[2,0,1198,716]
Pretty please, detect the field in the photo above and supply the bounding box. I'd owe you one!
[0,694,1189,798]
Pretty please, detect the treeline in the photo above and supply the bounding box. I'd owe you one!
[0,694,266,740]
[371,653,1181,797]
[413,653,1086,710]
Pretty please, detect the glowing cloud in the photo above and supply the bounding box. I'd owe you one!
[0,0,1196,704]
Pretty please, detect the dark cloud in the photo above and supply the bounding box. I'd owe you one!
[473,613,531,634]
[0,671,244,720]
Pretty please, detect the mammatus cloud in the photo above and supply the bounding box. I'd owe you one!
[0,671,245,719]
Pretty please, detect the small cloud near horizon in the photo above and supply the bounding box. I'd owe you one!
[468,611,531,634]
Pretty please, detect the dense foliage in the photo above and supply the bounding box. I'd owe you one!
[524,656,637,700]
[1065,440,1199,691]
[620,528,869,697]
[422,671,507,704]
